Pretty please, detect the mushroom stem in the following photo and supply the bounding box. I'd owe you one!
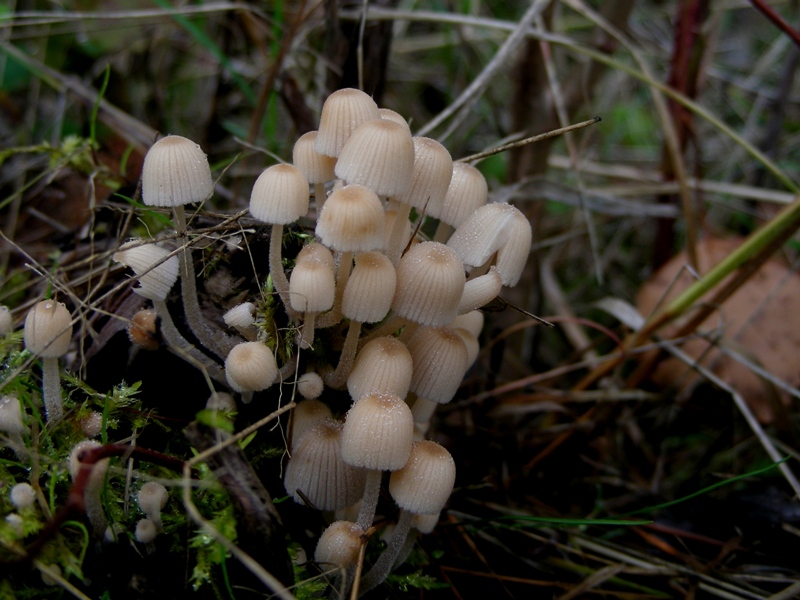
[386,203,412,266]
[324,320,362,389]
[355,470,382,531]
[152,300,226,384]
[270,223,296,317]
[41,357,63,422]
[173,206,235,359]
[314,183,327,214]
[317,251,353,329]
[433,220,454,244]
[299,313,318,349]
[359,510,414,593]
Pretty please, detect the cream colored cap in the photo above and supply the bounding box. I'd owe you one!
[458,267,502,314]
[347,336,413,400]
[341,392,414,471]
[439,162,488,228]
[293,131,337,183]
[342,252,396,323]
[316,184,385,252]
[291,398,332,445]
[392,241,465,327]
[399,137,453,216]
[315,88,381,157]
[314,520,364,568]
[389,440,455,514]
[407,327,468,404]
[113,241,180,301]
[24,300,72,358]
[249,163,310,225]
[289,256,336,313]
[141,135,213,207]
[335,119,415,197]
[224,342,278,393]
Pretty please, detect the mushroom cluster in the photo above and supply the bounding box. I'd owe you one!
[108,87,532,592]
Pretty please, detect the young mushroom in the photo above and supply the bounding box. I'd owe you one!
[137,482,168,533]
[24,300,72,422]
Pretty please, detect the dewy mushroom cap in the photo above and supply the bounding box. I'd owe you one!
[24,300,72,358]
[316,184,385,252]
[113,242,180,302]
[392,241,465,327]
[225,342,278,393]
[141,135,214,208]
[341,392,414,471]
[249,163,310,225]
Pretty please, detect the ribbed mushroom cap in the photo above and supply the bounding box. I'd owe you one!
[412,511,440,534]
[389,440,455,515]
[439,162,488,228]
[113,241,180,301]
[289,256,336,313]
[297,372,325,400]
[452,327,480,367]
[335,119,415,197]
[446,202,518,268]
[316,184,385,252]
[295,242,336,270]
[347,337,413,400]
[398,137,453,216]
[450,310,484,338]
[315,88,381,157]
[292,398,332,444]
[341,392,414,471]
[284,419,366,511]
[249,163,310,225]
[392,241,465,327]
[458,267,502,314]
[314,521,364,568]
[141,135,214,207]
[293,131,337,183]
[407,327,468,404]
[378,108,410,130]
[224,342,278,393]
[495,206,532,286]
[223,302,255,330]
[342,252,396,323]
[24,300,72,358]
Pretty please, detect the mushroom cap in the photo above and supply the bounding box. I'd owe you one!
[296,372,325,400]
[141,135,213,207]
[0,305,12,336]
[450,310,484,338]
[10,483,36,510]
[341,392,414,471]
[225,342,278,393]
[378,108,410,131]
[392,242,465,327]
[206,391,237,412]
[223,302,256,329]
[316,184,385,252]
[68,440,108,487]
[412,511,440,534]
[407,327,469,404]
[293,131,337,183]
[24,300,72,358]
[342,252,396,323]
[398,137,453,216]
[291,398,332,444]
[249,163,310,225]
[494,206,532,286]
[347,336,413,400]
[127,308,158,351]
[135,518,158,544]
[113,241,180,301]
[0,395,25,435]
[389,440,455,515]
[438,162,488,228]
[446,203,523,271]
[284,418,366,511]
[296,242,336,270]
[314,520,364,568]
[334,119,415,197]
[315,88,381,157]
[458,266,502,314]
[138,482,168,519]
[289,256,336,313]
